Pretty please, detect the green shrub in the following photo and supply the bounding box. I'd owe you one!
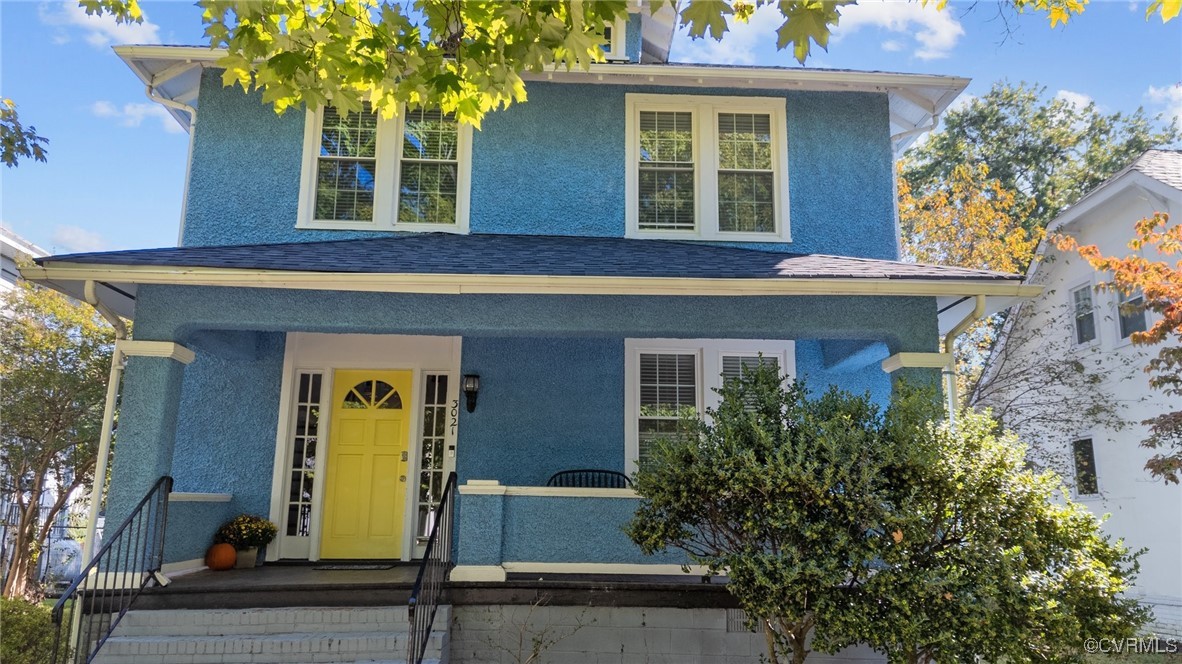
[0,597,63,664]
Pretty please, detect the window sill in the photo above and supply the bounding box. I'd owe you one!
[295,221,468,234]
[627,230,792,243]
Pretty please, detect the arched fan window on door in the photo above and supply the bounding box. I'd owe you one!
[341,380,403,409]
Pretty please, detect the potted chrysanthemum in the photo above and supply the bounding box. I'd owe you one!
[213,514,278,569]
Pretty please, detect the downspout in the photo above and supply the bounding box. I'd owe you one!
[146,83,198,246]
[81,281,127,565]
[942,294,985,429]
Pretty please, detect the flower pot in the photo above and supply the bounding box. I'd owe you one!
[234,546,258,569]
[205,543,236,571]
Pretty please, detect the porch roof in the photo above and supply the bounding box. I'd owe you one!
[24,233,1039,334]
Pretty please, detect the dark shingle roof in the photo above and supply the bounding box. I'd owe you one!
[38,233,1019,281]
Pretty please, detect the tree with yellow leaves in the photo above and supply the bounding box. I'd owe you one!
[1056,213,1182,483]
[898,162,1041,274]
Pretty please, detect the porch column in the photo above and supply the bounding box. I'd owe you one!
[451,481,507,582]
[104,344,194,528]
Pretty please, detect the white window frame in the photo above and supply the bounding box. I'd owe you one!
[1067,281,1099,347]
[625,94,791,243]
[623,338,796,473]
[296,106,473,233]
[603,17,628,61]
[1115,287,1147,343]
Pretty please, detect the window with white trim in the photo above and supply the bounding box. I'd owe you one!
[626,94,790,242]
[602,17,628,61]
[1117,289,1147,340]
[1070,284,1097,345]
[298,104,472,232]
[625,339,796,469]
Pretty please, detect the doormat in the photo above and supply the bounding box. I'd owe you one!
[312,564,395,571]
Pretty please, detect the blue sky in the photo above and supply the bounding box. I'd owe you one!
[1,1,1179,254]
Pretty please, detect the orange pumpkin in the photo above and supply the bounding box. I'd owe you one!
[205,542,237,571]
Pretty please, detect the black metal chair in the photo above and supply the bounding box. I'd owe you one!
[546,469,633,489]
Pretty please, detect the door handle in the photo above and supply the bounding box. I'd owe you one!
[399,475,406,482]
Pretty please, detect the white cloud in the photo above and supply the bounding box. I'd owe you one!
[51,226,107,254]
[1145,83,1182,125]
[881,39,904,52]
[39,1,160,49]
[91,100,184,134]
[1055,89,1094,110]
[835,1,965,60]
[946,92,977,114]
[671,4,784,65]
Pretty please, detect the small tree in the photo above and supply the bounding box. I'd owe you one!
[627,366,1147,663]
[852,408,1147,664]
[625,367,932,664]
[1056,212,1182,483]
[1,282,115,599]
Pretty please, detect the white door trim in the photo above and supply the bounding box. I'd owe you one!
[268,333,462,562]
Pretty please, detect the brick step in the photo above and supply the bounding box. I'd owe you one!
[114,606,418,636]
[92,629,448,664]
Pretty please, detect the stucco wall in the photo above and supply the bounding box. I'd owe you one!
[116,285,935,563]
[182,72,896,259]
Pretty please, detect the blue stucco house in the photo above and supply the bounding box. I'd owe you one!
[26,12,1035,643]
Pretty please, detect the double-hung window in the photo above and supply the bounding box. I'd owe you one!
[1070,284,1097,345]
[298,104,472,232]
[624,339,796,471]
[626,94,790,242]
[1117,289,1147,340]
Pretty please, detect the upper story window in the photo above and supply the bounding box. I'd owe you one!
[602,17,628,61]
[1117,288,1147,340]
[625,94,790,242]
[1070,284,1097,345]
[297,104,472,232]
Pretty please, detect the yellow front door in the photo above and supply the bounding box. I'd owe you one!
[320,369,413,559]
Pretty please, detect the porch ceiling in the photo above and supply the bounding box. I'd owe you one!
[23,233,1039,335]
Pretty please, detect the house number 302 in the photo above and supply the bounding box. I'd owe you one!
[450,399,459,435]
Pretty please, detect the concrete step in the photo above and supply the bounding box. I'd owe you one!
[114,606,419,636]
[93,630,446,663]
[91,606,449,664]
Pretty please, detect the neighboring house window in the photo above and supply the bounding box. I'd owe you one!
[1118,289,1147,340]
[298,105,472,232]
[626,94,790,242]
[625,339,796,470]
[1070,284,1097,345]
[1072,437,1099,496]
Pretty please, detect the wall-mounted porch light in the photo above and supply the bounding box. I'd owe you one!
[463,374,481,413]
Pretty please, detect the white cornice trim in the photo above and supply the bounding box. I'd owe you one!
[27,263,1041,299]
[502,562,712,576]
[112,45,967,101]
[117,339,196,365]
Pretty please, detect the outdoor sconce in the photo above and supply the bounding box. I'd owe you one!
[463,374,481,413]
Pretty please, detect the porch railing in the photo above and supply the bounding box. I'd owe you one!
[406,471,456,664]
[50,476,172,664]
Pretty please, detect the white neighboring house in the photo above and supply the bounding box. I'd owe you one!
[982,150,1182,637]
[1,225,47,294]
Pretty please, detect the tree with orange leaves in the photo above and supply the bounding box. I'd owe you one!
[1056,212,1182,483]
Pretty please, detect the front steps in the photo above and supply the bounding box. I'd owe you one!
[92,606,449,664]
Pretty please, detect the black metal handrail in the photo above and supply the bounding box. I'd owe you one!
[407,471,457,664]
[50,476,173,664]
